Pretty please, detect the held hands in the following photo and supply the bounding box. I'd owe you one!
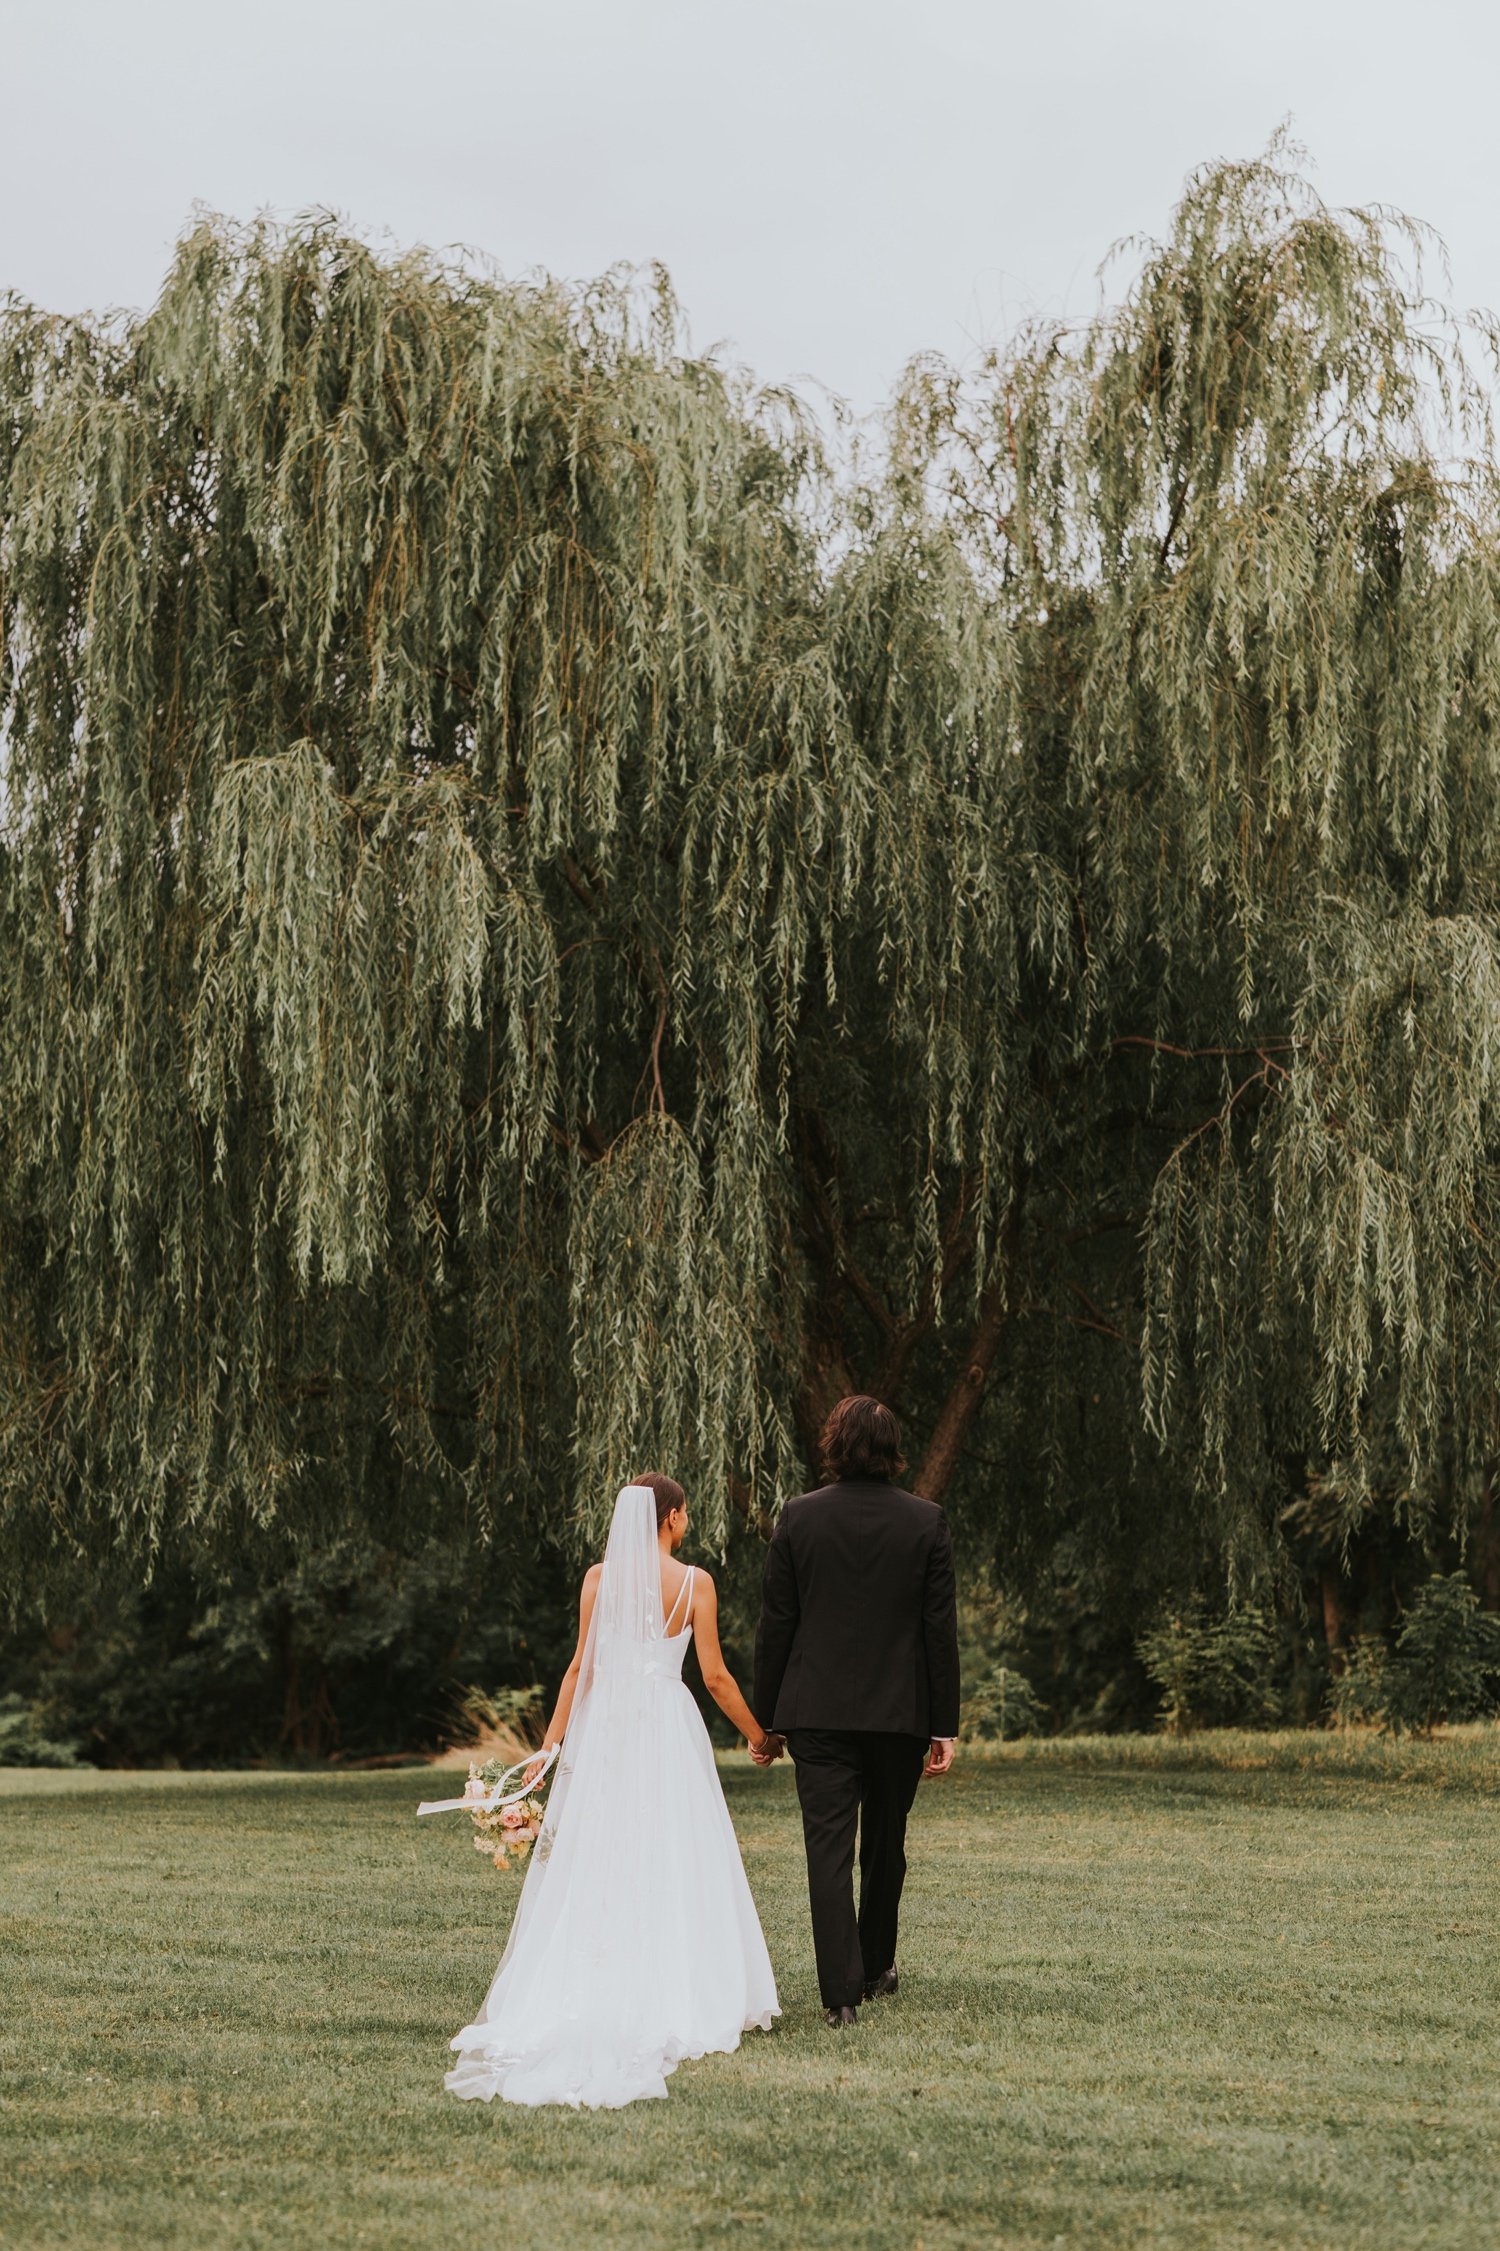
[749,1731,785,1767]
[923,1737,957,1779]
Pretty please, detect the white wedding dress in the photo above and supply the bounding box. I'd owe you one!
[446,1486,779,2108]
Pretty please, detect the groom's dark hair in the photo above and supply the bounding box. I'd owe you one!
[819,1395,905,1481]
[635,1470,686,1528]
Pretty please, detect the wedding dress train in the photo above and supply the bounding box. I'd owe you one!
[446,1490,779,2108]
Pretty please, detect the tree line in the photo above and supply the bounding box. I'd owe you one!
[4,141,1499,1759]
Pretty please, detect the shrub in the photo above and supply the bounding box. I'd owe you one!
[1382,1573,1500,1735]
[0,1693,89,1768]
[961,1664,1041,1741]
[1328,1636,1391,1729]
[1136,1602,1280,1733]
[1,1534,576,1767]
[449,1683,546,1761]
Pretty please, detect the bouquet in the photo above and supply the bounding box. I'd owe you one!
[463,1758,548,1870]
[416,1744,557,1865]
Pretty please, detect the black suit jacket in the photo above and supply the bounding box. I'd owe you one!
[752,1476,961,1738]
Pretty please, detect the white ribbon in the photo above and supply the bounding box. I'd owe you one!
[416,1743,558,1819]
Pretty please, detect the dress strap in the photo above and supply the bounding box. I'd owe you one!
[664,1565,695,1635]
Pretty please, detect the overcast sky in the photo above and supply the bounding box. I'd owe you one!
[2,0,1494,419]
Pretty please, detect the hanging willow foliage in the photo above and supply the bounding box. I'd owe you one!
[0,210,1027,1571]
[3,143,1500,1605]
[899,137,1500,1571]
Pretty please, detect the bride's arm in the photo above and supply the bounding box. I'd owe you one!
[690,1574,775,1754]
[529,1563,603,1771]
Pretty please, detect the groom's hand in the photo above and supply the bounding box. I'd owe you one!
[749,1731,784,1766]
[923,1737,956,1778]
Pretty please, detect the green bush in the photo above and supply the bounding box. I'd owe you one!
[0,1692,89,1768]
[1382,1573,1500,1736]
[961,1664,1042,1741]
[1136,1603,1281,1734]
[450,1683,546,1750]
[1328,1636,1392,1729]
[0,1533,577,1767]
[1324,1574,1500,1735]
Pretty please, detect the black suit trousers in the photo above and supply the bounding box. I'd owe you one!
[786,1729,927,2009]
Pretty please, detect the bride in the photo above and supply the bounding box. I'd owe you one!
[446,1473,782,2108]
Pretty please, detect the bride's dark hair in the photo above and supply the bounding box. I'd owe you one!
[634,1471,686,1528]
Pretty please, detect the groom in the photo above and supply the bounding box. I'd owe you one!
[752,1395,960,2027]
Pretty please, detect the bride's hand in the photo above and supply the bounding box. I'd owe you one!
[523,1748,554,1789]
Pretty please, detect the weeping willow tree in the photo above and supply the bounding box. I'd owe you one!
[0,209,1029,1583]
[4,145,1500,1656]
[895,137,1500,1600]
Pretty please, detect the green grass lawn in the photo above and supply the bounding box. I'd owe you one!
[4,1734,1499,2250]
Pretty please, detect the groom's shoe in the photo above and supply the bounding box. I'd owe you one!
[862,1966,899,2002]
[823,2005,859,2028]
